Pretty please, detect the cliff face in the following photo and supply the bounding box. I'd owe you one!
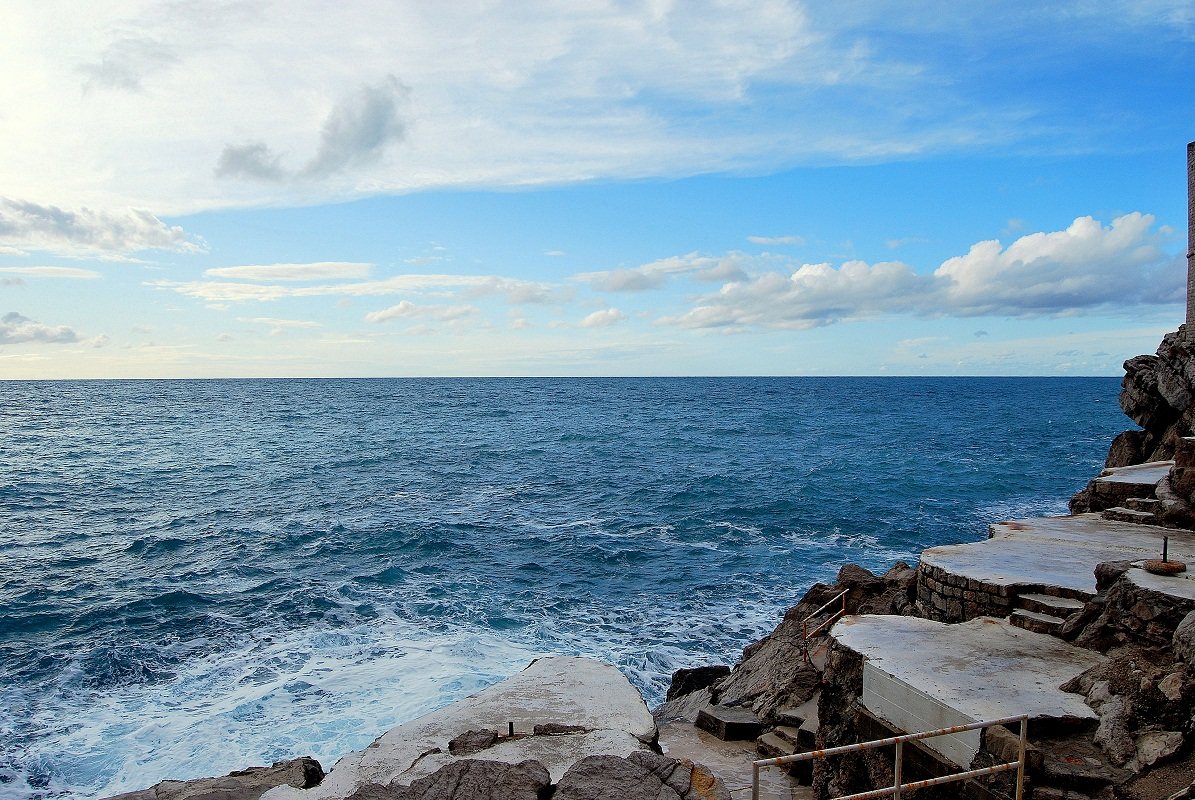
[1103,327,1195,468]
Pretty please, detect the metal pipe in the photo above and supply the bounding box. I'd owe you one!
[751,762,759,800]
[834,761,1021,800]
[1015,716,1027,800]
[892,741,902,800]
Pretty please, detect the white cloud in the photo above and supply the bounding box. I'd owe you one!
[4,1,1144,214]
[575,252,750,292]
[659,213,1182,330]
[0,198,202,257]
[239,316,323,336]
[748,235,805,246]
[205,262,372,281]
[365,300,479,323]
[0,311,81,344]
[151,272,563,304]
[0,266,101,279]
[579,308,627,328]
[215,76,410,182]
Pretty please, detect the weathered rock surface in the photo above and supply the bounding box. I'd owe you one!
[657,563,915,728]
[665,666,730,702]
[105,758,324,800]
[342,759,550,800]
[263,657,656,800]
[553,751,729,800]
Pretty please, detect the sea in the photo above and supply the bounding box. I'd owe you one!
[0,377,1127,799]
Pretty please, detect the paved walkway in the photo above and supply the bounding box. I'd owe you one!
[921,513,1195,597]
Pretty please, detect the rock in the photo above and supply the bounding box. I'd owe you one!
[1174,610,1195,661]
[105,758,324,800]
[1107,430,1149,468]
[345,759,551,800]
[1093,696,1137,766]
[666,666,730,702]
[447,730,499,756]
[1129,731,1183,772]
[1159,671,1185,701]
[553,751,730,800]
[532,723,589,735]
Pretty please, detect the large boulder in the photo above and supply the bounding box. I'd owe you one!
[344,759,550,800]
[553,751,729,800]
[104,758,324,800]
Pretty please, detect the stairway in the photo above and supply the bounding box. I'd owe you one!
[1101,495,1161,525]
[755,703,818,785]
[1008,591,1087,637]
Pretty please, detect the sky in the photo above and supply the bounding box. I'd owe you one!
[1,1,1193,378]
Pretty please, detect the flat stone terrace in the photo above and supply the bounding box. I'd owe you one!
[831,615,1102,766]
[918,513,1195,622]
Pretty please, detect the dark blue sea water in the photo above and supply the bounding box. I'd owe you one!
[1,377,1126,798]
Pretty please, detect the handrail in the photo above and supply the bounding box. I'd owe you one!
[801,589,847,663]
[751,714,1027,800]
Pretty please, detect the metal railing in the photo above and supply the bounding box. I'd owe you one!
[801,589,847,663]
[751,714,1027,800]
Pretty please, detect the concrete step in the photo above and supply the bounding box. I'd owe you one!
[770,725,802,749]
[755,732,812,785]
[756,731,797,758]
[1009,608,1066,637]
[695,704,761,741]
[1015,592,1084,618]
[1101,506,1158,525]
[1032,788,1098,800]
[1124,496,1161,512]
[773,707,804,728]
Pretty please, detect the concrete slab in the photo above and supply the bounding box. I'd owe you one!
[1128,565,1195,602]
[921,514,1195,597]
[831,615,1103,767]
[1094,461,1173,485]
[263,656,656,800]
[657,722,809,800]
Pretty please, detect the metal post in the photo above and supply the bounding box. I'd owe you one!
[1015,716,1027,800]
[893,741,902,800]
[752,762,760,800]
[1187,140,1195,331]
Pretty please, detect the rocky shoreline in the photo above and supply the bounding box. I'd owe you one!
[109,328,1195,800]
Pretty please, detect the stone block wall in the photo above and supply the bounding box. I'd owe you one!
[916,563,1014,623]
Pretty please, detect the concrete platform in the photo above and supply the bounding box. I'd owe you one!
[831,615,1103,767]
[922,513,1195,598]
[1094,460,1173,486]
[263,657,656,800]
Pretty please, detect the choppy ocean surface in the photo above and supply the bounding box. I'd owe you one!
[1,377,1126,798]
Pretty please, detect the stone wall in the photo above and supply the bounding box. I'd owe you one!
[916,562,1014,623]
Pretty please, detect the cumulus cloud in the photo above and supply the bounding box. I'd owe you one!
[579,308,627,328]
[575,252,749,292]
[659,213,1182,331]
[216,76,409,182]
[0,266,101,279]
[205,262,372,281]
[365,300,479,323]
[748,235,805,246]
[0,311,81,344]
[0,198,203,257]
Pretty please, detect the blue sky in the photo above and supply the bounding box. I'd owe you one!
[0,1,1192,377]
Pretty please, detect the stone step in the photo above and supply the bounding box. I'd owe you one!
[773,707,805,728]
[1032,788,1098,800]
[1015,592,1084,617]
[1101,506,1158,525]
[1039,755,1121,793]
[755,732,812,785]
[771,725,802,749]
[1124,496,1161,512]
[1009,608,1066,637]
[756,731,797,758]
[695,704,761,741]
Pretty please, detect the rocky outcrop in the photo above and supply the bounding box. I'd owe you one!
[658,563,917,728]
[1066,563,1195,651]
[105,758,325,800]
[342,759,550,800]
[1108,330,1195,467]
[554,752,729,800]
